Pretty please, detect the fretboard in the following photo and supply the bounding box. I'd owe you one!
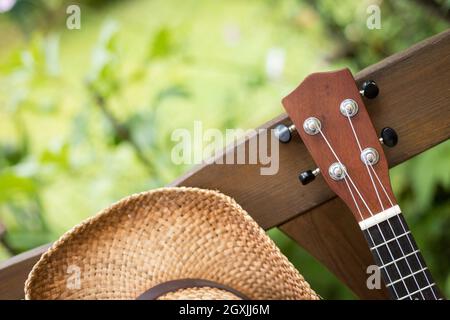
[360,205,443,300]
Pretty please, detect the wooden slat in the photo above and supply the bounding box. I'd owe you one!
[0,244,51,299]
[0,29,449,300]
[279,199,391,299]
[174,29,450,230]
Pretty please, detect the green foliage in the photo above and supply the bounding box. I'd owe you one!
[147,27,175,61]
[392,141,450,213]
[390,141,450,294]
[0,0,449,299]
[88,20,121,99]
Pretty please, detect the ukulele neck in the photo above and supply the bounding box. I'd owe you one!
[360,205,443,300]
[282,69,445,300]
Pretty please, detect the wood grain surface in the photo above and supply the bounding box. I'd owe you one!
[282,68,396,221]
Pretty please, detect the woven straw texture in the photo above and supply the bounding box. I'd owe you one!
[157,287,241,300]
[25,187,318,300]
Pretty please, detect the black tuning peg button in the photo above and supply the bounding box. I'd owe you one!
[274,124,296,143]
[380,127,398,147]
[299,168,320,185]
[360,80,379,99]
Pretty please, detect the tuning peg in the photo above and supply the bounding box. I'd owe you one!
[274,124,296,143]
[299,168,320,185]
[360,80,379,99]
[379,127,398,147]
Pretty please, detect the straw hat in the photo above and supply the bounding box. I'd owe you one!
[25,187,318,300]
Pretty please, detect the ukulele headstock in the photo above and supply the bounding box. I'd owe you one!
[282,69,397,222]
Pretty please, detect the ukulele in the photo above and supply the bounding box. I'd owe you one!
[281,68,444,300]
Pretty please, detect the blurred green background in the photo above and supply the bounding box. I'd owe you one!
[0,0,449,299]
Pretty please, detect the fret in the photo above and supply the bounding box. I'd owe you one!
[379,251,439,299]
[360,209,443,300]
[363,214,410,248]
[379,249,428,282]
[398,283,437,300]
[386,267,428,287]
[372,233,417,262]
[370,231,411,251]
[379,249,420,269]
[389,267,438,299]
[364,226,419,269]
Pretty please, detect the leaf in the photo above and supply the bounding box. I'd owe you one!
[87,20,121,97]
[0,171,36,203]
[39,141,70,169]
[1,143,26,166]
[147,27,173,60]
[0,48,23,74]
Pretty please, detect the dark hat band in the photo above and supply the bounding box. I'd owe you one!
[137,278,250,300]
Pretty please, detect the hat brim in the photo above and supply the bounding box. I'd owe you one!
[25,187,318,300]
